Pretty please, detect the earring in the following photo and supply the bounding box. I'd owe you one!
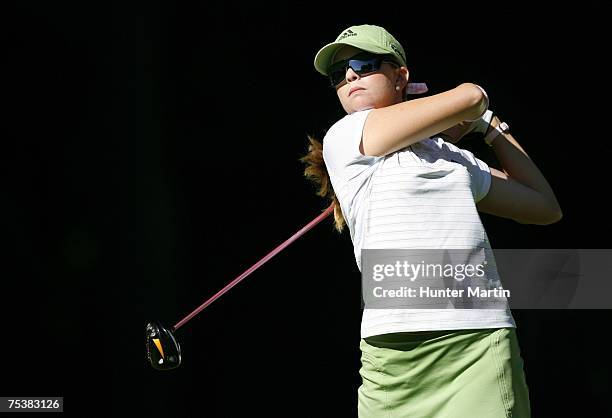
[395,85,400,91]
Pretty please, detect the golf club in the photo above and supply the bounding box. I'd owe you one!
[146,203,335,370]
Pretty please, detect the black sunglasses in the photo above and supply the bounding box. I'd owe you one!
[327,52,400,87]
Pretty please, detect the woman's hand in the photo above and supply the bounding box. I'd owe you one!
[438,120,479,144]
[438,110,494,144]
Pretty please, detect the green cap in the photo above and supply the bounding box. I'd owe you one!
[314,24,407,76]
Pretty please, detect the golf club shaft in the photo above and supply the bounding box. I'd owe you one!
[172,203,335,331]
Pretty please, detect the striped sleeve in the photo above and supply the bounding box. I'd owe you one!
[437,139,492,202]
[322,109,380,186]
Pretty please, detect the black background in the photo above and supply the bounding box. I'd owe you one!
[4,1,611,417]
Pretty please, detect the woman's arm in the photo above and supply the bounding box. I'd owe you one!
[476,116,563,225]
[361,83,487,157]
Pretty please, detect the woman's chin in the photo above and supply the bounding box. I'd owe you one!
[351,100,377,112]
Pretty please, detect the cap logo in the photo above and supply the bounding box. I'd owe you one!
[338,29,357,41]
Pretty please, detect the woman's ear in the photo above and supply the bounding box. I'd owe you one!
[397,67,409,89]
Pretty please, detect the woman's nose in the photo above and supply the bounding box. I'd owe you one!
[345,67,360,83]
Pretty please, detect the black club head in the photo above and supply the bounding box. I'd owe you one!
[146,321,181,370]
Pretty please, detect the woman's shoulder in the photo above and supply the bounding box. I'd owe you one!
[326,109,375,136]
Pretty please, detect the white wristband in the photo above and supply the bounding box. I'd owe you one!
[484,121,510,146]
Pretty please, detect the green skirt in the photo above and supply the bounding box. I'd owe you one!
[358,327,531,418]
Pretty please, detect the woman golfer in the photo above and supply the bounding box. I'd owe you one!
[302,24,562,417]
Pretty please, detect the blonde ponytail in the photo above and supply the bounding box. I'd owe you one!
[299,135,345,233]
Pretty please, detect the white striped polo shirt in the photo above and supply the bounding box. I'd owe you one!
[322,108,515,338]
